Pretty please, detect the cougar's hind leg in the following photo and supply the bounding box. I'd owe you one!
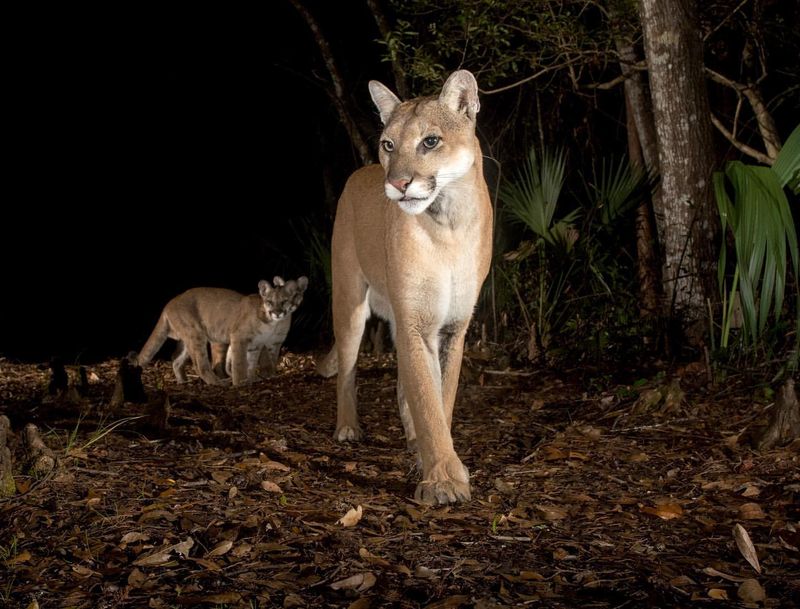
[172,340,190,384]
[332,278,369,442]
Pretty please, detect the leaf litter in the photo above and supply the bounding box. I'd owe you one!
[0,354,798,607]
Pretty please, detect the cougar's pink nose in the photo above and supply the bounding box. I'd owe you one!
[389,177,410,193]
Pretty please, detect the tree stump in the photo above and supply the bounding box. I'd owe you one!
[23,423,56,477]
[110,353,148,408]
[756,379,800,450]
[0,415,16,497]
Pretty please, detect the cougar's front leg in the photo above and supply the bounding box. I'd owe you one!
[210,342,228,378]
[396,326,470,505]
[439,321,469,429]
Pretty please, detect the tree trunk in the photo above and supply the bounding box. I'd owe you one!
[626,95,661,318]
[616,35,662,319]
[639,0,719,344]
[288,0,374,166]
[365,0,410,99]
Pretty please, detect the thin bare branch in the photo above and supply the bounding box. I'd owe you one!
[710,113,773,165]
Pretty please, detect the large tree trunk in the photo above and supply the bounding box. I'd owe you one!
[616,35,662,319]
[639,0,719,345]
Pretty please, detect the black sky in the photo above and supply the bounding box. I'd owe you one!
[3,3,384,362]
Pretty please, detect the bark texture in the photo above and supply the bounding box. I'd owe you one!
[640,0,719,341]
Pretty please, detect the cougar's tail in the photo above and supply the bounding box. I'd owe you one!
[315,345,338,378]
[136,313,170,367]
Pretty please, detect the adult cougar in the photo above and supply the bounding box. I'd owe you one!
[325,70,492,504]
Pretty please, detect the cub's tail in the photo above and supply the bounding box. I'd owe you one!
[315,346,338,378]
[136,313,170,367]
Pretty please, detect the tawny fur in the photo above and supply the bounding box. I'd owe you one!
[324,71,492,504]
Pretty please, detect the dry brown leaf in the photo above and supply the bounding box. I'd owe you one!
[702,567,748,583]
[738,502,765,520]
[127,568,147,588]
[172,537,194,558]
[534,504,567,521]
[207,539,233,557]
[741,484,761,498]
[261,480,282,493]
[542,446,566,460]
[640,502,683,520]
[210,470,232,484]
[25,601,39,609]
[132,552,171,567]
[263,459,290,471]
[519,571,544,580]
[203,592,242,603]
[231,542,252,557]
[415,565,439,578]
[669,575,696,586]
[4,550,32,565]
[344,461,358,472]
[347,599,371,609]
[359,547,390,567]
[627,452,650,463]
[330,572,376,592]
[120,532,149,545]
[190,557,222,571]
[708,588,729,600]
[72,564,99,577]
[737,579,766,603]
[338,504,363,527]
[423,596,470,609]
[733,523,761,573]
[552,547,572,560]
[227,485,238,500]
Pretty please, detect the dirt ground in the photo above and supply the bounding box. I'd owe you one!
[0,352,798,609]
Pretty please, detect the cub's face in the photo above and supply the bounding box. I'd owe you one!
[377,100,476,215]
[258,276,309,321]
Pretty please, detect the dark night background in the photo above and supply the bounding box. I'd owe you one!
[3,4,385,363]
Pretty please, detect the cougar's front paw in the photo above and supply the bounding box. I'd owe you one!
[334,425,363,442]
[414,456,471,505]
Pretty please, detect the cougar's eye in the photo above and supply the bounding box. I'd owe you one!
[422,135,440,149]
[381,140,394,152]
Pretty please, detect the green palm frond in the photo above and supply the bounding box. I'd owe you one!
[500,146,579,248]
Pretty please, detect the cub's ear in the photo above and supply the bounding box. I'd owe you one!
[368,80,401,125]
[439,70,480,120]
[297,276,309,292]
[273,276,285,287]
[258,280,271,297]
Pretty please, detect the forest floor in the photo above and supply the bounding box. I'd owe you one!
[0,352,798,609]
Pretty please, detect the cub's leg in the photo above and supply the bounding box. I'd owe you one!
[210,343,228,378]
[259,344,280,378]
[228,339,250,386]
[395,324,470,505]
[172,340,191,383]
[185,337,224,385]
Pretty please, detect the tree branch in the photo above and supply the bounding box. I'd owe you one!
[479,56,587,95]
[365,0,409,99]
[710,113,773,165]
[288,0,374,165]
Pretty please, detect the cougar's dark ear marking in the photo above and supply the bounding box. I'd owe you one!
[369,80,402,125]
[439,70,480,120]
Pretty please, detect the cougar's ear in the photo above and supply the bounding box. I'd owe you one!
[439,70,480,120]
[258,280,271,297]
[297,276,309,292]
[368,80,401,125]
[273,276,285,287]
